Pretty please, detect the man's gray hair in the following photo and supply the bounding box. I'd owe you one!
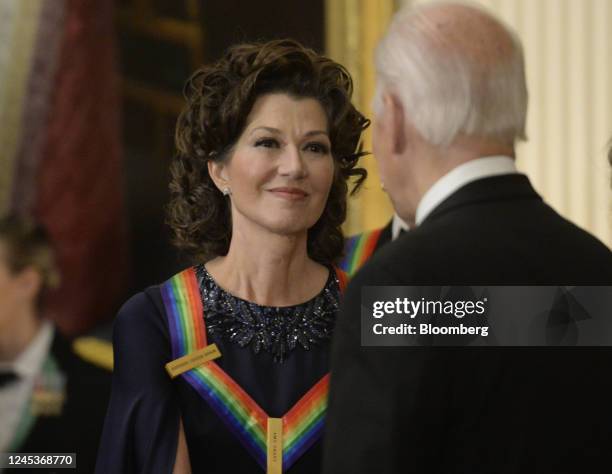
[374,2,528,147]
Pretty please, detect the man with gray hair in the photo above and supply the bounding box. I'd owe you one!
[323,2,612,473]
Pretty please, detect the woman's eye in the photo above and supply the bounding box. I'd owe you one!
[304,142,330,154]
[254,138,279,148]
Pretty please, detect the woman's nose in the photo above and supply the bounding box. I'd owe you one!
[278,145,307,178]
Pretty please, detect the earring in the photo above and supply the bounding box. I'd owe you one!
[222,187,231,196]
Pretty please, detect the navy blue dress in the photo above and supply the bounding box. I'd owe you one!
[96,265,339,473]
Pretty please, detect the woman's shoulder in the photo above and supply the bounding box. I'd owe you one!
[116,285,164,321]
[113,267,201,343]
[112,284,169,349]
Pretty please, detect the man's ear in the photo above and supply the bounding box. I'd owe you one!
[382,92,407,155]
[208,160,229,192]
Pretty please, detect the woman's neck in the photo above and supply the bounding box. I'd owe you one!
[205,226,328,307]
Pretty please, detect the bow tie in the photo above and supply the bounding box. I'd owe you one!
[0,370,18,388]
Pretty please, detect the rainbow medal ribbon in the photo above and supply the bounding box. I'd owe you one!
[161,267,348,472]
[340,228,383,276]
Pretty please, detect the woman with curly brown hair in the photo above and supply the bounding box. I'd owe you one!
[96,39,369,474]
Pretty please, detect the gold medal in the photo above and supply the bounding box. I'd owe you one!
[31,370,66,416]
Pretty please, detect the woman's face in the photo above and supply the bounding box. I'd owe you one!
[210,93,335,237]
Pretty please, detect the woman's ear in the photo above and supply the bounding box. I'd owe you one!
[208,160,229,193]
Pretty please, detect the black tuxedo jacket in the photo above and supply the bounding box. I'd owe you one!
[323,174,612,474]
[6,332,111,474]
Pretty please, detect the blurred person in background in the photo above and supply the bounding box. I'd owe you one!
[0,215,111,473]
[339,213,409,276]
[96,39,368,473]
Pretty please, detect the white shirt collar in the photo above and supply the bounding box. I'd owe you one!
[415,155,518,226]
[0,321,54,379]
[391,214,410,240]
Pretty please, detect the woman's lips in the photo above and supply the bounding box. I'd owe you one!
[268,187,309,200]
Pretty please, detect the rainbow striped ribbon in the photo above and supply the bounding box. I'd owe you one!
[340,228,383,276]
[160,267,346,471]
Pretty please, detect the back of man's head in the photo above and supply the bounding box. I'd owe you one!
[374,1,528,148]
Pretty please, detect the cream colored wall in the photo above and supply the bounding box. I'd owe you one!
[328,0,612,246]
[0,0,45,213]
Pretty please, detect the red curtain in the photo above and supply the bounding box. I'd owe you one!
[35,0,129,335]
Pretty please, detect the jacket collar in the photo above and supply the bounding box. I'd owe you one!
[421,173,542,226]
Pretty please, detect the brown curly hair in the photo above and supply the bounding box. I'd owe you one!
[168,39,369,265]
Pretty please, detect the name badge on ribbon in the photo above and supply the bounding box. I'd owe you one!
[165,344,222,379]
[267,417,283,474]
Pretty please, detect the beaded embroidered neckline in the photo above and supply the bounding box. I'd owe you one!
[194,265,339,363]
